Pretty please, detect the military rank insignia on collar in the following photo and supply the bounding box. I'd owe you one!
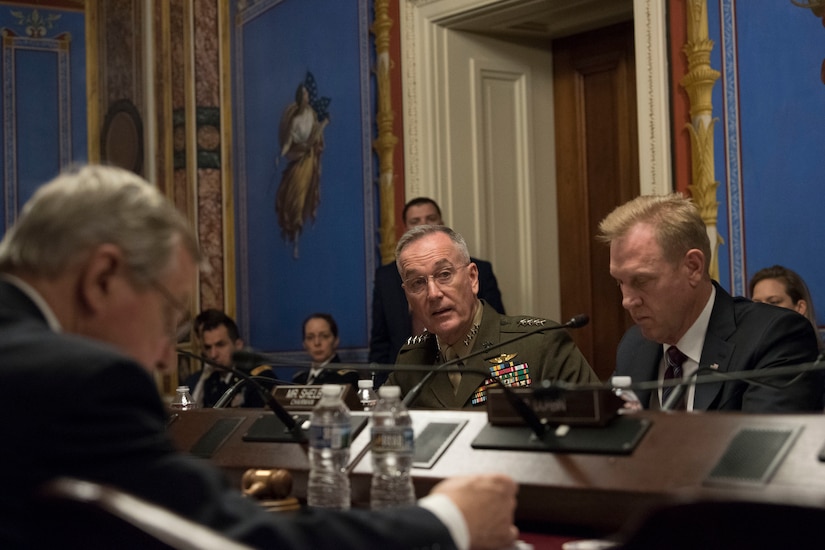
[518,318,547,327]
[405,330,432,346]
[470,360,532,406]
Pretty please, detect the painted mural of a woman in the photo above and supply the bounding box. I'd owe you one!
[275,72,331,258]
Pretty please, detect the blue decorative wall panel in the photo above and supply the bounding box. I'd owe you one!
[232,0,375,362]
[712,0,825,325]
[0,4,86,231]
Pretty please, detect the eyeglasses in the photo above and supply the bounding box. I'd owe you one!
[149,279,192,342]
[403,263,470,295]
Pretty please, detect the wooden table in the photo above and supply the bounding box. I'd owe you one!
[167,408,825,533]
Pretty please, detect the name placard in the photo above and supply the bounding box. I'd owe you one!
[486,387,623,427]
[272,384,362,412]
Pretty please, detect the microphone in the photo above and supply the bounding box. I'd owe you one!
[230,350,312,371]
[402,314,590,408]
[176,349,303,441]
[213,375,296,408]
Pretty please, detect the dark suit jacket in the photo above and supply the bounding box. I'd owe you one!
[0,280,454,549]
[291,354,360,389]
[369,257,505,375]
[388,300,598,409]
[615,282,823,412]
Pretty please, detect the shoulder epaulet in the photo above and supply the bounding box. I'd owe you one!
[335,369,357,375]
[250,365,273,376]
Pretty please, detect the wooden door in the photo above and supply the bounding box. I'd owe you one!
[553,21,638,381]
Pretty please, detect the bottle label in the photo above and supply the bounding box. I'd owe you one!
[371,426,414,453]
[310,424,352,450]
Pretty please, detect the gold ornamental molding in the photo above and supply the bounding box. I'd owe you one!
[680,0,722,281]
[371,0,399,265]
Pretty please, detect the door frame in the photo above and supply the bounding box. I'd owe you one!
[399,0,671,199]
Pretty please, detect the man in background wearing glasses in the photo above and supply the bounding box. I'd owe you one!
[388,224,598,409]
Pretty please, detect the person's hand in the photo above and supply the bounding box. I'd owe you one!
[430,473,519,550]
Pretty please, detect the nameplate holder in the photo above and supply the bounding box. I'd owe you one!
[272,384,362,412]
[486,387,623,427]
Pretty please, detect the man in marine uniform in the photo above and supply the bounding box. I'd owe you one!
[369,197,505,386]
[387,224,598,409]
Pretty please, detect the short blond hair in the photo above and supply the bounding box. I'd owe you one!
[597,193,711,268]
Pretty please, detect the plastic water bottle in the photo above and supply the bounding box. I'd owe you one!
[357,379,378,411]
[170,386,196,410]
[370,385,415,509]
[611,376,642,414]
[307,384,352,510]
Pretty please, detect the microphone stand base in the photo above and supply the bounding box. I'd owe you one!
[471,416,651,455]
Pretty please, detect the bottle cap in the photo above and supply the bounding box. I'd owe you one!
[611,376,632,388]
[176,385,190,392]
[358,379,373,389]
[378,385,401,398]
[321,384,342,397]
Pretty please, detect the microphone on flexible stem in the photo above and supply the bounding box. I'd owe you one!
[231,350,311,370]
[213,376,296,408]
[215,349,298,407]
[176,349,303,441]
[402,314,590,408]
[403,355,464,408]
[496,378,549,440]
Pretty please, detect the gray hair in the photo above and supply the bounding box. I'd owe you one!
[395,224,470,276]
[0,164,200,285]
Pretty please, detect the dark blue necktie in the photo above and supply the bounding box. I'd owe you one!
[662,346,688,409]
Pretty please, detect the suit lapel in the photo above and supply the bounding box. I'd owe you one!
[694,284,736,410]
[632,340,663,409]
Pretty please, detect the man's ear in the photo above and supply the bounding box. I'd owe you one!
[78,243,126,314]
[468,261,480,296]
[683,249,706,285]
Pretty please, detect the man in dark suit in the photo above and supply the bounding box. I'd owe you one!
[387,225,597,409]
[599,193,822,412]
[0,165,518,548]
[369,198,505,384]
